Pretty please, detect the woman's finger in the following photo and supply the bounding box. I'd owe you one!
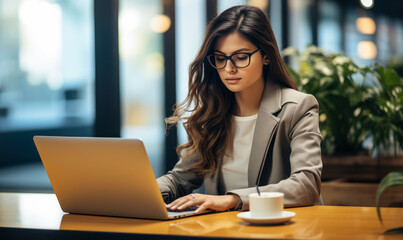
[177,194,202,210]
[195,202,209,214]
[168,194,196,210]
[168,197,188,209]
[177,199,198,210]
[169,194,192,206]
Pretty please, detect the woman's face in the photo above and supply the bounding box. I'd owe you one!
[213,32,268,94]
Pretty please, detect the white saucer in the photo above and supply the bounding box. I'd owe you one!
[237,211,296,225]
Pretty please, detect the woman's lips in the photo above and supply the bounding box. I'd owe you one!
[225,77,241,84]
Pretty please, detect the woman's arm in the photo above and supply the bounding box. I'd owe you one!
[158,152,242,213]
[157,151,204,203]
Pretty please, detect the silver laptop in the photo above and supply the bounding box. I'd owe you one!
[33,136,200,220]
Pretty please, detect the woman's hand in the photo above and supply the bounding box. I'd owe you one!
[166,193,241,214]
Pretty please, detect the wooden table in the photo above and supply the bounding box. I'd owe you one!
[0,192,402,239]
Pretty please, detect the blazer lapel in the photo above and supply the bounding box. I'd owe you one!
[248,82,281,187]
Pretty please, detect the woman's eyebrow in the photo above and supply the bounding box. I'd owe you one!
[214,48,252,54]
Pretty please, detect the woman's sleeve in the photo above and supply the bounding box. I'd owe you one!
[228,94,323,211]
[157,151,204,203]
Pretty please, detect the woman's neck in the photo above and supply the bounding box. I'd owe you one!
[234,80,265,117]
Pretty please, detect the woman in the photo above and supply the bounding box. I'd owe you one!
[157,5,322,213]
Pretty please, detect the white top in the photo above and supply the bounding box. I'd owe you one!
[222,114,258,192]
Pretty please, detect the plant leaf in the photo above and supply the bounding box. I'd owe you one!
[282,45,403,156]
[376,171,403,224]
[282,47,299,57]
[384,68,401,88]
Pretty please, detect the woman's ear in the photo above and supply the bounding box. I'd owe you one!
[263,56,270,65]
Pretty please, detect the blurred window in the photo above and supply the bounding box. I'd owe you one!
[218,0,269,15]
[397,21,403,59]
[376,17,397,65]
[218,0,247,14]
[344,8,377,66]
[176,0,205,146]
[119,0,164,177]
[319,0,341,53]
[288,0,312,51]
[0,0,94,131]
[270,0,283,51]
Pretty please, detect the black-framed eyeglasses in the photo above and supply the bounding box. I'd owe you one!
[206,49,261,69]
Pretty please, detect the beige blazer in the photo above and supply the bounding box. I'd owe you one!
[157,81,323,211]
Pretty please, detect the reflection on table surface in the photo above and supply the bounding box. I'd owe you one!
[1,192,403,239]
[58,208,322,239]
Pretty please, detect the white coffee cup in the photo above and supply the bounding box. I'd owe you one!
[249,192,284,218]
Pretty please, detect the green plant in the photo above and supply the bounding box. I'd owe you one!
[376,171,403,233]
[283,45,403,156]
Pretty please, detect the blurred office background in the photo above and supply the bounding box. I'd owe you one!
[0,0,402,192]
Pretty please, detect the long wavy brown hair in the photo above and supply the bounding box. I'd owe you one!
[166,5,297,176]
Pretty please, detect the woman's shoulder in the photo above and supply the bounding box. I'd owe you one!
[280,87,318,107]
[261,82,318,113]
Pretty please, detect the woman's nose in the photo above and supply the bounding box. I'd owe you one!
[224,59,237,73]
